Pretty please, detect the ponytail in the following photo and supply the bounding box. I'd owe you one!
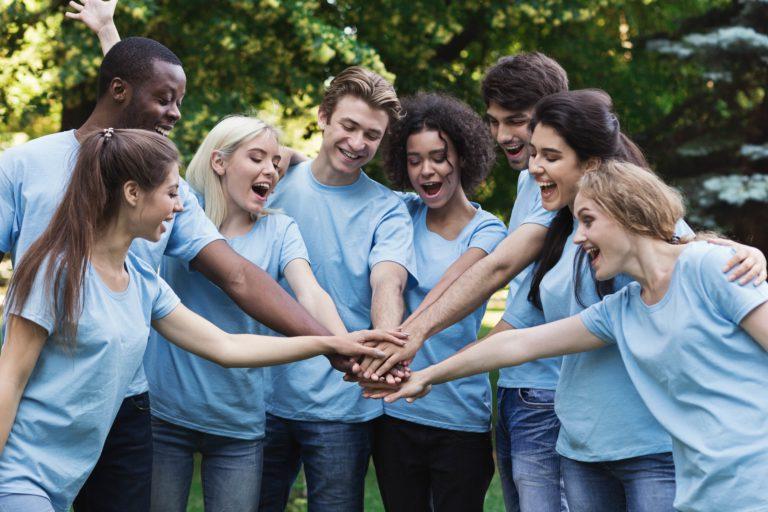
[6,128,179,345]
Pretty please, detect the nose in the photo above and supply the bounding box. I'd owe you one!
[349,131,365,151]
[529,154,543,175]
[419,160,437,179]
[167,102,181,123]
[496,123,513,145]
[173,196,184,213]
[573,223,586,245]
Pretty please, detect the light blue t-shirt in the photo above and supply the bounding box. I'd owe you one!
[0,253,179,512]
[498,169,561,390]
[265,160,417,422]
[508,221,674,461]
[384,193,506,432]
[0,130,223,396]
[581,242,768,512]
[147,204,309,440]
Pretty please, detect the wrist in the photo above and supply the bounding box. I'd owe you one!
[97,22,117,36]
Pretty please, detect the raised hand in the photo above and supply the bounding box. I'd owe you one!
[379,370,433,403]
[65,0,117,34]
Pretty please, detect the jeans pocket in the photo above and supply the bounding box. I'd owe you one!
[517,388,555,409]
[130,392,151,412]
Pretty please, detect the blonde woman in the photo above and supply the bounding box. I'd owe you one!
[383,161,768,512]
[143,116,352,512]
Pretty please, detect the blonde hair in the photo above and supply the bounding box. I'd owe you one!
[577,160,688,243]
[319,66,402,124]
[186,115,279,228]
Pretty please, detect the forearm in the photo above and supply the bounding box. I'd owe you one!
[97,23,120,55]
[371,281,406,330]
[0,382,24,454]
[195,255,331,337]
[217,333,333,368]
[296,288,348,336]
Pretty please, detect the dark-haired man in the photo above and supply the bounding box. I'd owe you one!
[0,36,337,512]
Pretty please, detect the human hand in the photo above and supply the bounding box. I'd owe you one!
[709,238,767,285]
[380,370,433,403]
[356,338,420,381]
[65,0,117,34]
[328,329,407,359]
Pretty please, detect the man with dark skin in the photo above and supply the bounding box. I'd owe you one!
[0,34,352,512]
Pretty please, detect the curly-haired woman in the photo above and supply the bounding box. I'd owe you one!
[369,92,507,511]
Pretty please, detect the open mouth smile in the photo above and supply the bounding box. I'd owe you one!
[504,142,526,159]
[338,147,364,162]
[251,182,271,201]
[154,125,173,137]
[420,181,443,198]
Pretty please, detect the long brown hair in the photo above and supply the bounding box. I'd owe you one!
[6,128,179,344]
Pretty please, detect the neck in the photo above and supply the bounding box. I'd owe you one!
[76,105,119,142]
[311,150,361,186]
[622,236,686,302]
[219,202,256,238]
[92,219,133,272]
[426,188,476,239]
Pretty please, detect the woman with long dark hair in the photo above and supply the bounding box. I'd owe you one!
[0,129,402,512]
[383,160,768,512]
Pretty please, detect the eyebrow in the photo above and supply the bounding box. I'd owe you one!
[540,147,563,154]
[247,148,268,157]
[406,149,446,157]
[339,117,383,137]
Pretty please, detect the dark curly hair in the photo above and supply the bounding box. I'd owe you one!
[384,92,495,195]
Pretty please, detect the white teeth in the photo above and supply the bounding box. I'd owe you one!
[538,181,556,190]
[155,126,169,137]
[586,247,600,260]
[339,148,360,159]
[252,183,270,196]
[505,143,524,153]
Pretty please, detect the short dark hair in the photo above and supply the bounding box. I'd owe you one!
[98,37,183,98]
[384,92,495,195]
[481,52,568,111]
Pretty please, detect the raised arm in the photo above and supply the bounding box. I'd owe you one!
[66,0,120,55]
[0,316,47,454]
[191,240,332,337]
[152,303,406,368]
[283,259,347,336]
[384,315,603,403]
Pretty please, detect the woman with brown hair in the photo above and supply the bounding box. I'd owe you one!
[0,128,402,512]
[382,160,768,512]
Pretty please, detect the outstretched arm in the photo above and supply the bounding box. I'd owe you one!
[153,304,407,368]
[383,315,603,403]
[66,0,120,55]
[0,316,47,454]
[191,240,332,338]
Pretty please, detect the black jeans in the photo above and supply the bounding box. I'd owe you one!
[73,392,153,512]
[372,415,495,512]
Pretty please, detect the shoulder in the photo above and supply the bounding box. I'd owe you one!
[679,240,731,273]
[263,211,298,233]
[473,207,505,229]
[1,131,78,169]
[395,191,424,217]
[126,252,161,281]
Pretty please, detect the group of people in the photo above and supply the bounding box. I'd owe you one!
[0,2,766,512]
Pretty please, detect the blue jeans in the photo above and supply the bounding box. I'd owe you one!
[496,387,567,512]
[73,392,153,512]
[150,416,264,512]
[259,413,371,512]
[0,494,54,512]
[560,452,676,512]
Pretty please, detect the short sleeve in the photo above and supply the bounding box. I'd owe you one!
[468,214,506,255]
[503,271,545,329]
[278,217,310,273]
[368,198,418,280]
[8,260,56,334]
[151,276,181,321]
[164,179,224,263]
[580,295,620,345]
[699,245,768,324]
[514,171,556,228]
[395,191,422,217]
[0,153,18,254]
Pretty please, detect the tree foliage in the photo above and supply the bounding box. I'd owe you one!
[4,0,762,232]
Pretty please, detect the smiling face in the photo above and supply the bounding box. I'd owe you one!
[406,129,463,210]
[318,95,389,177]
[214,130,280,217]
[133,163,182,242]
[528,123,591,212]
[574,193,633,280]
[117,60,186,136]
[486,101,533,171]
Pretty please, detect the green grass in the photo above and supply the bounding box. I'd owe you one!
[185,298,508,511]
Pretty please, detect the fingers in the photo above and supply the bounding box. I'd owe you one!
[68,0,85,11]
[737,264,760,286]
[362,354,388,379]
[369,352,404,380]
[726,254,754,282]
[754,269,768,287]
[355,345,387,359]
[359,329,408,347]
[722,252,742,274]
[707,237,732,247]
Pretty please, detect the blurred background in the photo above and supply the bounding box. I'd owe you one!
[2,0,767,248]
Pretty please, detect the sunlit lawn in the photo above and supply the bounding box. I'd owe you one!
[186,290,508,511]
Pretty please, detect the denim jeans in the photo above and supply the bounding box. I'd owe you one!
[150,416,264,512]
[73,392,153,512]
[258,413,371,512]
[0,494,54,512]
[496,387,567,512]
[560,452,676,512]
